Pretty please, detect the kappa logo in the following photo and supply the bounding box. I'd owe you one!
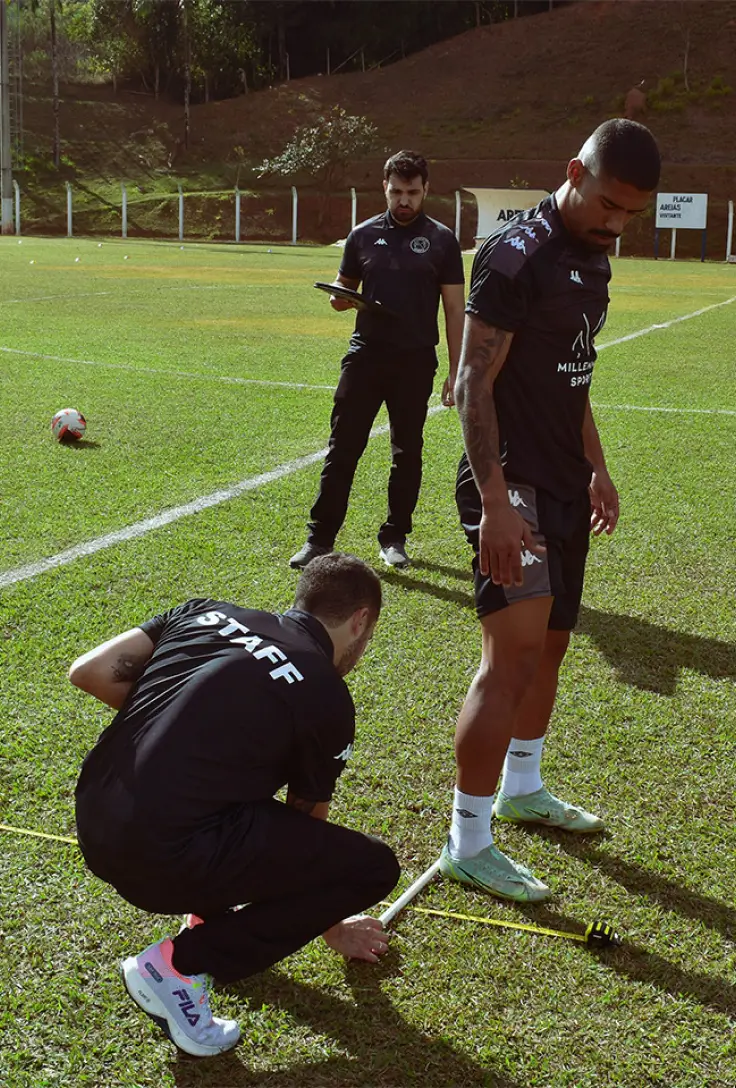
[374,238,388,246]
[521,549,544,567]
[507,489,528,508]
[539,216,553,236]
[516,225,538,242]
[410,236,430,254]
[505,236,526,254]
[335,742,354,763]
[570,269,583,285]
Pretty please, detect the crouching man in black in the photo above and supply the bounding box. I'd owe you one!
[72,553,399,1058]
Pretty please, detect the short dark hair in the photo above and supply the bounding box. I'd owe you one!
[293,553,382,626]
[383,150,428,186]
[580,119,661,192]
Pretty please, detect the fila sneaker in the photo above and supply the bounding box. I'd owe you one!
[494,787,604,832]
[121,938,240,1057]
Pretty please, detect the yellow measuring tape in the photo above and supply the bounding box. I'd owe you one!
[0,823,78,846]
[407,904,587,942]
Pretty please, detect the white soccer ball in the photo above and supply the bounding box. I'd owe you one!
[51,408,87,442]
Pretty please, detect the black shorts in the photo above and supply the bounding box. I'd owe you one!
[456,454,590,630]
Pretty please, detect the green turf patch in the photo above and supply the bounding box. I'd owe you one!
[2,241,735,1087]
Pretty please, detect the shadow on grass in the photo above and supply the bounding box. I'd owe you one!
[169,953,522,1087]
[379,568,474,610]
[577,605,736,694]
[410,559,474,584]
[507,834,736,1019]
[58,439,102,451]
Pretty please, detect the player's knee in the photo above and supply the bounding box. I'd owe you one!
[476,647,541,704]
[362,835,401,899]
[544,629,570,669]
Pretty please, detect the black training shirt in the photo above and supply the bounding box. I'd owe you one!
[466,193,611,500]
[75,600,355,844]
[339,210,465,350]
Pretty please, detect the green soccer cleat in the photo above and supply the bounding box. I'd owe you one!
[493,787,604,833]
[439,842,551,903]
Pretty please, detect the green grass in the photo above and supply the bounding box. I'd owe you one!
[1,238,735,1087]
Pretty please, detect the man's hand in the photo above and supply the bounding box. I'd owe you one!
[330,295,357,312]
[480,499,546,586]
[589,469,619,536]
[441,373,456,407]
[323,915,389,963]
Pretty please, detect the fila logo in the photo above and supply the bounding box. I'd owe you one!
[172,988,200,1027]
[570,270,583,284]
[507,489,527,508]
[335,742,354,762]
[520,550,543,567]
[374,238,388,246]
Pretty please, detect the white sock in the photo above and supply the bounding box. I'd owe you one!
[500,736,545,797]
[448,788,494,859]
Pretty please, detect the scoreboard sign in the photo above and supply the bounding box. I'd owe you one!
[655,193,708,230]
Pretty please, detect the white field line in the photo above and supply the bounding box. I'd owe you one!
[3,283,244,306]
[0,346,334,393]
[591,403,735,417]
[595,294,736,352]
[2,294,734,591]
[0,407,445,590]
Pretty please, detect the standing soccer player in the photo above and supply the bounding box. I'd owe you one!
[440,120,661,901]
[72,554,399,1057]
[290,149,465,572]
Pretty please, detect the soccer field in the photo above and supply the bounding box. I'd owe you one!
[1,236,735,1088]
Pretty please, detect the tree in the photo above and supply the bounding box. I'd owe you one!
[258,107,379,224]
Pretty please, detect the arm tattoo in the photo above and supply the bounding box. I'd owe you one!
[111,655,147,684]
[455,327,510,491]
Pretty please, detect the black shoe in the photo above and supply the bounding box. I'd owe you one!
[379,543,410,570]
[289,542,330,570]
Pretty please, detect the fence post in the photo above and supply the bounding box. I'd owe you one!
[121,183,127,239]
[700,229,707,263]
[654,229,659,259]
[65,181,73,237]
[669,227,677,260]
[235,186,241,242]
[178,183,184,241]
[291,185,298,244]
[614,236,621,258]
[727,200,734,261]
[455,190,461,241]
[350,187,357,230]
[12,179,20,235]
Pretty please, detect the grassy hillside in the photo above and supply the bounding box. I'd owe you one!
[16,0,736,248]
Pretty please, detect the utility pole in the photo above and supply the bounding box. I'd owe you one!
[0,0,13,233]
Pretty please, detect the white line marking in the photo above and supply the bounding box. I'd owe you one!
[0,346,334,393]
[3,293,735,590]
[596,295,736,352]
[3,283,243,306]
[0,407,445,590]
[592,403,736,417]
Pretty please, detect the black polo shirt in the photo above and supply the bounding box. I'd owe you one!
[466,194,611,500]
[75,600,355,850]
[339,210,465,350]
